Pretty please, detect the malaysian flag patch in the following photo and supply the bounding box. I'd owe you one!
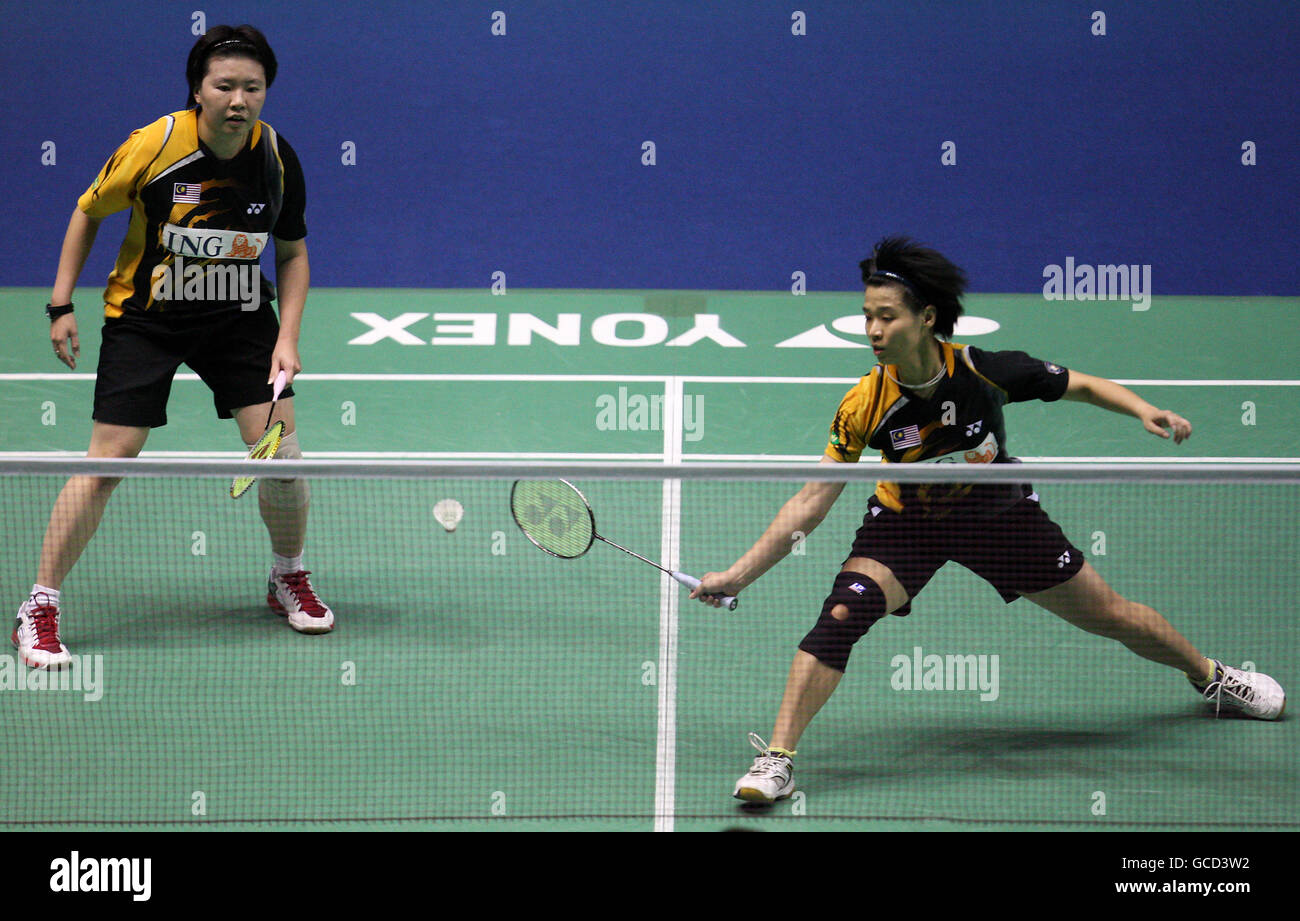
[890,424,922,450]
[172,183,202,203]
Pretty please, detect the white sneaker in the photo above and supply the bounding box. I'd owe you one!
[733,732,796,803]
[267,569,335,634]
[12,591,72,669]
[1192,659,1286,720]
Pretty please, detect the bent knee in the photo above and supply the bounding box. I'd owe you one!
[798,573,891,671]
[842,557,908,612]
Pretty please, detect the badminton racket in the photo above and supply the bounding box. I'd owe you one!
[230,369,287,499]
[510,478,738,610]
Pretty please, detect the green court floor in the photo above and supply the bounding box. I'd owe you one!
[0,288,1296,831]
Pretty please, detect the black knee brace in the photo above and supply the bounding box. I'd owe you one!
[797,572,888,672]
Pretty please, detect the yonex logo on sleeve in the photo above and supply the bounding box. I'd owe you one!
[849,582,866,594]
[1057,551,1071,568]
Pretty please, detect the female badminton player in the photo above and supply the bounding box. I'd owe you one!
[16,24,332,669]
[691,236,1286,803]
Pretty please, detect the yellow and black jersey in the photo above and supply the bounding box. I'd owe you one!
[77,108,306,318]
[825,342,1070,514]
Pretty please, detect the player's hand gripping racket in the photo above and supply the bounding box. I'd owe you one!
[230,370,287,499]
[510,479,738,610]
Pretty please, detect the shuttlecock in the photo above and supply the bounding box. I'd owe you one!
[433,498,464,532]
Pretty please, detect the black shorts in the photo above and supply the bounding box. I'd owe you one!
[846,494,1084,611]
[93,304,294,428]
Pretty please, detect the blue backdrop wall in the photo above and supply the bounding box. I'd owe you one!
[3,1,1296,295]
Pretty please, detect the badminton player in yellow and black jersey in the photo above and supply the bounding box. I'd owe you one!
[691,236,1286,804]
[76,98,298,320]
[825,338,1068,517]
[15,25,333,670]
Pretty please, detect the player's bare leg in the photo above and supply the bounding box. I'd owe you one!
[234,398,306,557]
[1027,561,1284,719]
[1026,561,1207,676]
[769,651,843,752]
[15,422,148,668]
[768,558,909,749]
[234,398,332,633]
[37,422,149,588]
[736,559,908,802]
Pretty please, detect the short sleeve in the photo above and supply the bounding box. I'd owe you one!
[77,125,161,218]
[824,377,874,462]
[272,134,307,241]
[965,346,1069,403]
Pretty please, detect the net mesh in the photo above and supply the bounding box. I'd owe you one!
[1,460,1296,831]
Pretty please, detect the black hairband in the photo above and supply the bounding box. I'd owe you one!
[210,38,255,52]
[869,270,921,298]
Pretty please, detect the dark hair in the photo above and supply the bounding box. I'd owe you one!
[859,235,967,339]
[185,25,277,106]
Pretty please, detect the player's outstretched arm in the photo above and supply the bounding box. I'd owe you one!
[692,454,847,605]
[1063,370,1192,444]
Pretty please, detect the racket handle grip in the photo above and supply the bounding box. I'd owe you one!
[671,572,738,611]
[271,369,287,400]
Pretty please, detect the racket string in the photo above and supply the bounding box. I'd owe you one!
[231,421,285,499]
[511,479,595,558]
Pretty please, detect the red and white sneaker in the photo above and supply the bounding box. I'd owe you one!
[267,569,335,634]
[13,592,72,669]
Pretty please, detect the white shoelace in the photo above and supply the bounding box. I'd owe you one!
[746,732,791,778]
[1209,668,1256,717]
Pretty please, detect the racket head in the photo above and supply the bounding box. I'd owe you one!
[509,478,596,559]
[230,420,285,499]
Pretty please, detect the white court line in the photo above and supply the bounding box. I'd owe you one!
[0,451,668,460]
[3,372,1300,386]
[3,451,1297,464]
[681,455,1300,464]
[0,373,675,383]
[683,378,1300,387]
[654,376,684,834]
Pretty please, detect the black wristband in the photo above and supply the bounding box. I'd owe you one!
[45,303,74,320]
